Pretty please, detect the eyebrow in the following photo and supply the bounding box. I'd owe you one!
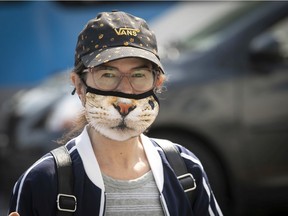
[132,64,152,70]
[96,63,152,71]
[95,65,115,70]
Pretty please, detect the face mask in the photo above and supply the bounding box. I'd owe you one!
[84,86,160,141]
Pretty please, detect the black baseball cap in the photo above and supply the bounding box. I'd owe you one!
[74,11,164,73]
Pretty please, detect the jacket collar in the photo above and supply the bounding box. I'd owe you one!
[75,126,164,192]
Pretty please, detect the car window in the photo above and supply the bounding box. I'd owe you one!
[249,16,288,70]
[179,2,262,52]
[268,17,288,62]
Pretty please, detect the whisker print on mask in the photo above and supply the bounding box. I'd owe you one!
[84,91,159,141]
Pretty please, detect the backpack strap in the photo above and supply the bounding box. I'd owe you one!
[151,139,197,205]
[51,146,77,215]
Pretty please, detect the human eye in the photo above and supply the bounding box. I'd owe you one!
[96,67,118,79]
[131,68,152,78]
[101,71,116,78]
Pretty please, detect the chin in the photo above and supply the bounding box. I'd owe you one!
[99,127,143,142]
[88,118,155,141]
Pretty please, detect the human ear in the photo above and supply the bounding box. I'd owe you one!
[71,72,86,105]
[155,74,165,87]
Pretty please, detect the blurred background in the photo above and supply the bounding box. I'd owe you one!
[1,1,288,215]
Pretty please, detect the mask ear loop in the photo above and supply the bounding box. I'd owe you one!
[71,88,76,95]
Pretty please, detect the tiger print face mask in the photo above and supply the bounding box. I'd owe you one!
[84,87,160,141]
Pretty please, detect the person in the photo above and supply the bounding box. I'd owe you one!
[8,11,223,216]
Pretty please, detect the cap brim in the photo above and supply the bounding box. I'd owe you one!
[81,46,164,73]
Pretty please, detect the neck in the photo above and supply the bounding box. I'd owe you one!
[87,126,150,180]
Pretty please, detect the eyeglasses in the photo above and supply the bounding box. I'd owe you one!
[82,66,158,92]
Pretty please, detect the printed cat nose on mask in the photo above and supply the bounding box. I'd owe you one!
[113,102,136,117]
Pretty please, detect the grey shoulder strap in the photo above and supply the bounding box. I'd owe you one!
[51,145,77,215]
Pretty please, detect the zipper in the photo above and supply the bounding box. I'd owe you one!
[101,192,107,216]
[160,194,170,216]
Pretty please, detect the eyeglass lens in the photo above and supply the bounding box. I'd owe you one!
[90,67,155,91]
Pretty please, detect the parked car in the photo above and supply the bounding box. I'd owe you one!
[148,1,288,216]
[1,2,288,216]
